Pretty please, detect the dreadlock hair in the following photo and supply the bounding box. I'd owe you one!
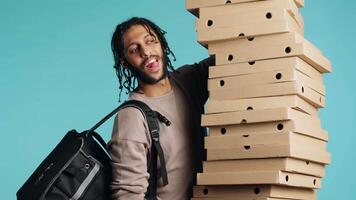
[111,17,176,101]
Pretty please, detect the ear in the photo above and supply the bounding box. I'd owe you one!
[120,59,128,68]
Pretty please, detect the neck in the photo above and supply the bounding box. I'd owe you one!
[137,76,172,97]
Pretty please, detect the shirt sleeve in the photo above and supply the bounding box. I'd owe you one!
[175,55,215,108]
[193,55,216,87]
[107,107,151,200]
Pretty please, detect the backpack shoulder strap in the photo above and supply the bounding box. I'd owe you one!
[87,100,169,200]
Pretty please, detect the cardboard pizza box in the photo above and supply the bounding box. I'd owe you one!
[209,32,318,54]
[187,0,264,17]
[197,170,321,188]
[209,81,325,108]
[198,0,303,28]
[208,118,328,142]
[208,69,325,95]
[196,8,301,31]
[205,95,318,116]
[208,57,323,82]
[193,185,315,199]
[205,132,327,151]
[196,9,302,44]
[206,143,330,164]
[202,107,321,127]
[294,0,304,8]
[192,197,308,200]
[203,158,325,177]
[209,32,332,73]
[186,0,304,17]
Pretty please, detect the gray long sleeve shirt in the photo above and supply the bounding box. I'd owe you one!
[108,57,215,200]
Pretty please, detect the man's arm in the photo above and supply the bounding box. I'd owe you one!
[191,55,215,103]
[174,55,215,107]
[193,55,216,83]
[108,107,151,200]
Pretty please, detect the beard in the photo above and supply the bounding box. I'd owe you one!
[128,57,168,85]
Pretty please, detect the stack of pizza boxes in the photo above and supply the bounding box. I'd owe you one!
[186,0,332,199]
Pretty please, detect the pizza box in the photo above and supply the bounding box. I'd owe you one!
[202,107,321,127]
[205,132,327,151]
[209,57,323,82]
[207,118,328,142]
[197,0,303,28]
[209,32,332,73]
[192,197,309,200]
[193,184,315,199]
[208,68,325,95]
[197,170,321,188]
[203,157,325,177]
[186,0,304,17]
[205,95,318,116]
[196,8,302,44]
[208,32,311,53]
[206,143,331,164]
[209,81,325,108]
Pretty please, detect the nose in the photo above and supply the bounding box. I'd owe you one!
[140,45,151,58]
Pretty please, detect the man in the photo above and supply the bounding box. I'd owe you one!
[108,17,214,200]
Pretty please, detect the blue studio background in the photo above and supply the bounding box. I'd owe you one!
[0,0,354,199]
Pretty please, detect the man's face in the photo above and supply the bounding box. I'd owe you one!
[122,24,166,84]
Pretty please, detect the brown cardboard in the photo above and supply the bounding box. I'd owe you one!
[208,69,325,95]
[205,132,327,151]
[192,197,305,200]
[209,57,323,83]
[209,30,307,52]
[197,170,322,188]
[202,107,321,127]
[193,185,315,199]
[206,143,330,164]
[196,9,302,44]
[295,0,304,7]
[205,95,318,116]
[196,8,301,31]
[203,158,325,177]
[209,32,332,73]
[208,118,329,142]
[198,0,303,28]
[187,0,263,17]
[209,81,325,108]
[186,0,304,17]
[208,30,304,52]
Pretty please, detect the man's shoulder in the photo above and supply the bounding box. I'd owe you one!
[111,105,149,144]
[172,56,214,76]
[117,106,145,121]
[116,95,153,128]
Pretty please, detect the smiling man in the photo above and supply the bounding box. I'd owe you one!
[108,17,214,200]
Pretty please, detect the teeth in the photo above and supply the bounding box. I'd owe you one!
[148,59,155,64]
[146,58,156,67]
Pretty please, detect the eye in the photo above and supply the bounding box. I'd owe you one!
[128,46,139,54]
[147,35,156,44]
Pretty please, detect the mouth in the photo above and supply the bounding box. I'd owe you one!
[144,57,160,71]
